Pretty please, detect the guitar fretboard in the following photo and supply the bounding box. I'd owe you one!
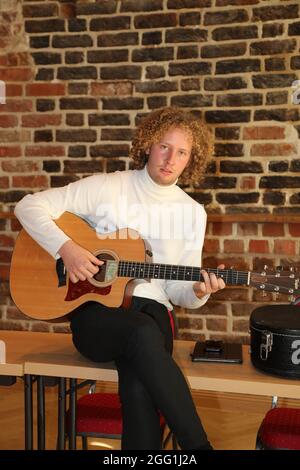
[117,261,250,285]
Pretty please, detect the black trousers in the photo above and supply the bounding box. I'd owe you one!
[70,296,211,450]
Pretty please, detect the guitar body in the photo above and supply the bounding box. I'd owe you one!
[10,212,146,320]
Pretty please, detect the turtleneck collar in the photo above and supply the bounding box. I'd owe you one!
[135,165,178,198]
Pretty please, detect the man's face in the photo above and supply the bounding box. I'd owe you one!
[146,127,192,186]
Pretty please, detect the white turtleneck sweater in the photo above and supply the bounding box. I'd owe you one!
[14,166,209,310]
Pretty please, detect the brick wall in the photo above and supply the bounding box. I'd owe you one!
[0,0,300,341]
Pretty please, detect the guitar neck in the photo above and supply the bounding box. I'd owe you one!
[117,261,250,285]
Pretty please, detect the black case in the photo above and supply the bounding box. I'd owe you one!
[250,305,300,379]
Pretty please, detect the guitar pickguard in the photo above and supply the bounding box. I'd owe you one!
[65,279,111,301]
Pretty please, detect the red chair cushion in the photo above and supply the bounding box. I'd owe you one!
[76,393,122,435]
[258,407,300,450]
[75,392,165,436]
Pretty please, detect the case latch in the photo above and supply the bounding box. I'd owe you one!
[260,330,273,361]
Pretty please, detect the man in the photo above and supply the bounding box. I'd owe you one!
[15,106,225,450]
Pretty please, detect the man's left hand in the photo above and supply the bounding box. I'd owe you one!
[193,264,226,299]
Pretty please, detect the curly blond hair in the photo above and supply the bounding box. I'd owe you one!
[130,107,213,186]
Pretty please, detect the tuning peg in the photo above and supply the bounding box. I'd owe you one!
[289,267,295,278]
[276,265,283,271]
[261,265,267,276]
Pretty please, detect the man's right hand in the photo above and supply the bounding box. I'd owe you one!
[58,240,103,283]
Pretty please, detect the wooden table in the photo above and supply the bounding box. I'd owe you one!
[1,330,300,449]
[0,330,33,449]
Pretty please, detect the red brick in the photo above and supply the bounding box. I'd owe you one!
[12,175,48,188]
[0,320,26,331]
[0,55,7,66]
[0,235,14,247]
[178,317,203,330]
[262,223,284,237]
[211,222,232,236]
[21,114,62,127]
[274,239,296,255]
[0,115,18,127]
[91,81,133,96]
[0,99,33,113]
[0,177,9,188]
[249,240,269,253]
[231,303,257,317]
[233,319,249,332]
[6,52,32,66]
[0,265,10,281]
[11,219,22,231]
[189,302,227,316]
[206,318,227,332]
[177,332,206,342]
[52,324,71,333]
[0,67,34,81]
[288,223,300,237]
[243,126,285,140]
[0,250,12,263]
[0,129,30,143]
[237,222,258,236]
[31,322,52,333]
[2,161,39,172]
[0,146,21,157]
[60,3,76,18]
[25,145,65,157]
[25,83,65,96]
[203,238,220,253]
[6,306,27,320]
[224,239,244,253]
[5,84,23,97]
[240,176,256,189]
[250,143,297,157]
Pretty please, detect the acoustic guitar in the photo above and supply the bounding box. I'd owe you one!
[10,212,300,320]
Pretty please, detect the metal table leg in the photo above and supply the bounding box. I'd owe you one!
[57,377,66,450]
[69,378,77,450]
[24,374,33,450]
[37,375,45,450]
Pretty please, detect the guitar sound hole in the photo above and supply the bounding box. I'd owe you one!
[93,253,115,283]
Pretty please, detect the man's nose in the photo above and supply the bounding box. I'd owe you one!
[165,148,177,163]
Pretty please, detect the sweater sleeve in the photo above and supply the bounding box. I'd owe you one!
[164,204,210,309]
[14,174,107,258]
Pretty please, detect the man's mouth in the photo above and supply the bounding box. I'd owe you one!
[160,168,173,175]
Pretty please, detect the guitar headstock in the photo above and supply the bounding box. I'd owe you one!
[250,265,300,298]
